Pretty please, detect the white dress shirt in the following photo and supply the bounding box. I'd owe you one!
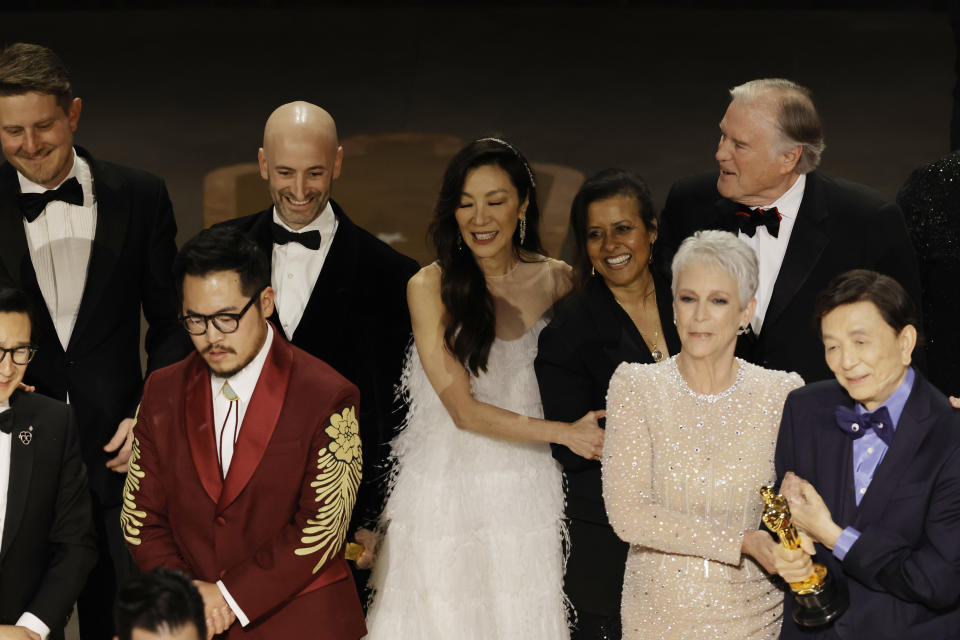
[737,174,806,334]
[19,149,97,351]
[208,323,273,478]
[271,203,338,337]
[0,402,51,640]
[208,324,273,628]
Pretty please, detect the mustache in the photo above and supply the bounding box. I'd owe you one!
[203,345,236,355]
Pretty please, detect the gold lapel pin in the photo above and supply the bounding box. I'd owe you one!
[18,425,33,446]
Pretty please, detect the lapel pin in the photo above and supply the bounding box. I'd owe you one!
[18,425,33,446]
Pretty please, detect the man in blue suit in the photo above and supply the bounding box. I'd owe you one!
[774,269,960,638]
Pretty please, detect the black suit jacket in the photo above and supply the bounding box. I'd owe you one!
[774,375,960,639]
[658,170,922,383]
[0,148,191,505]
[215,201,419,532]
[534,271,680,613]
[0,391,97,640]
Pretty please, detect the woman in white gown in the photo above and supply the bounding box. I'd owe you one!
[364,138,605,639]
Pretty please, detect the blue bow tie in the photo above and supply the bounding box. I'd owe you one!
[835,405,894,447]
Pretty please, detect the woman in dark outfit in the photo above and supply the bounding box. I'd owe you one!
[535,169,680,640]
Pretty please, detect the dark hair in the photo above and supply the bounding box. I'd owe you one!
[173,226,270,301]
[568,168,656,288]
[114,568,206,640]
[428,137,544,375]
[813,269,922,343]
[0,287,33,329]
[0,43,72,113]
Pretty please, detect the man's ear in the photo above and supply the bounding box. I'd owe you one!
[258,148,268,180]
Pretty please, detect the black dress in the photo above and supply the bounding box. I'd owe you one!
[535,271,680,640]
[897,152,960,395]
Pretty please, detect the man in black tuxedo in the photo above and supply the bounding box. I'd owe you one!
[774,270,960,638]
[215,101,419,595]
[0,44,190,638]
[658,78,921,383]
[0,288,96,640]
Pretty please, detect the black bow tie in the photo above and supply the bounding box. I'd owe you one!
[835,405,894,447]
[271,222,321,250]
[734,206,781,238]
[0,409,14,435]
[19,177,84,222]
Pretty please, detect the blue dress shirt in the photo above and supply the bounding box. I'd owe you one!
[833,367,915,561]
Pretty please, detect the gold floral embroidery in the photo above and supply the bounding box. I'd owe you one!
[120,436,146,546]
[295,406,362,573]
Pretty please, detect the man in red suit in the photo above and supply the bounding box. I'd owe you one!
[121,226,366,639]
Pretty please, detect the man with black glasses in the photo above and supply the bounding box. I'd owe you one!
[0,287,96,640]
[122,227,367,640]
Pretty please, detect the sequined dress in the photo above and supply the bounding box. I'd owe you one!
[364,318,569,639]
[602,357,803,639]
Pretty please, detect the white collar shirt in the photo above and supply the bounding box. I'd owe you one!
[208,323,273,477]
[0,401,52,639]
[19,148,97,351]
[270,203,338,338]
[737,173,806,334]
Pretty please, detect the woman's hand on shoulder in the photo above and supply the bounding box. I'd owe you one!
[563,410,605,460]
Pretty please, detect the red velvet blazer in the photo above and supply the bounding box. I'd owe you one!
[122,328,366,639]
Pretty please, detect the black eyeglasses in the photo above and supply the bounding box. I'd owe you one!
[0,345,38,366]
[179,287,266,336]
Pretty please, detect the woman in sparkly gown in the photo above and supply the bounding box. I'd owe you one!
[364,138,604,639]
[602,230,813,639]
[535,169,680,640]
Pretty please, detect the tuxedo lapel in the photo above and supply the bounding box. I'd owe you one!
[0,398,35,562]
[854,379,935,528]
[0,163,31,289]
[763,173,829,333]
[814,404,859,528]
[217,331,292,513]
[183,355,222,505]
[290,203,356,351]
[68,148,129,350]
[247,210,288,339]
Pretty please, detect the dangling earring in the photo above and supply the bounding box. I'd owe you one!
[519,216,527,244]
[457,233,463,250]
[591,266,595,277]
[737,324,749,335]
[649,242,655,265]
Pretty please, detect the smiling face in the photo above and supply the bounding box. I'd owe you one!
[181,271,273,378]
[259,127,342,231]
[585,195,656,289]
[455,163,528,261]
[0,91,80,188]
[715,98,800,207]
[821,300,915,411]
[0,311,31,404]
[673,260,755,361]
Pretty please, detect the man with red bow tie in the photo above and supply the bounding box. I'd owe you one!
[657,78,921,384]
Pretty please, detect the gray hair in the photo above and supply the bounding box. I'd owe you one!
[729,78,825,174]
[671,230,758,309]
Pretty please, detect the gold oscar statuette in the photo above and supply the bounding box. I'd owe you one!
[759,485,849,627]
[344,542,365,562]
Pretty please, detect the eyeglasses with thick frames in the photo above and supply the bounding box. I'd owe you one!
[0,345,38,366]
[179,286,266,336]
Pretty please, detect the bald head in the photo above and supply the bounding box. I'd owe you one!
[258,102,343,230]
[263,101,339,151]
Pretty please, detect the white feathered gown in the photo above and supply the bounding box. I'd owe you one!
[364,318,569,639]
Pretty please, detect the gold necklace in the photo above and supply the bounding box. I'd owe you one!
[613,289,664,362]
